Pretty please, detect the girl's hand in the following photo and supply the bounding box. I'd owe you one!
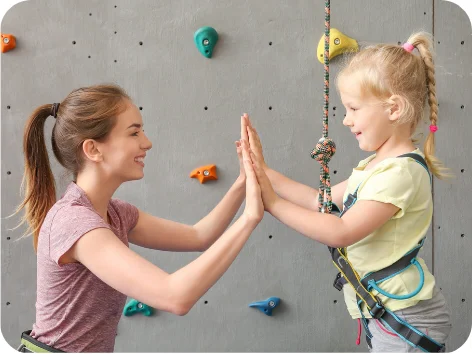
[246,140,279,212]
[241,139,264,225]
[242,113,268,171]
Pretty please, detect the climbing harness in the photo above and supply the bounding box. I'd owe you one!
[311,1,444,352]
[17,330,63,352]
[331,153,444,352]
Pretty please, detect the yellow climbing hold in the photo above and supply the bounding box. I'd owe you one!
[317,28,358,64]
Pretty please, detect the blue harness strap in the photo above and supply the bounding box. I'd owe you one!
[328,153,444,352]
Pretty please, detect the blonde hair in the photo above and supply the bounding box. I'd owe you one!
[14,84,130,252]
[336,32,451,179]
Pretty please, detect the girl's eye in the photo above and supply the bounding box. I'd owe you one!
[350,107,358,112]
[131,132,139,136]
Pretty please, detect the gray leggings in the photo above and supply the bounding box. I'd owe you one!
[366,286,452,352]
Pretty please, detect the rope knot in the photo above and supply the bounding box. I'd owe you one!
[311,137,336,164]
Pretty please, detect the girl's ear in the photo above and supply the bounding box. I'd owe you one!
[386,95,406,122]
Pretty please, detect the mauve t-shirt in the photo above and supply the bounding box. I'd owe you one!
[30,182,139,352]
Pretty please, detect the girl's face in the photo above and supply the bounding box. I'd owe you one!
[97,100,152,183]
[339,78,395,153]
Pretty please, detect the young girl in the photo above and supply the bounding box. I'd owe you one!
[15,84,263,352]
[242,32,452,353]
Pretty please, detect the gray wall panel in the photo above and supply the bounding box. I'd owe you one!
[1,0,470,352]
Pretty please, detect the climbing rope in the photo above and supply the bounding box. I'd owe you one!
[311,0,336,213]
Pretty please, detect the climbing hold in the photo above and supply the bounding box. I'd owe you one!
[317,28,358,64]
[194,27,218,58]
[1,34,16,53]
[123,299,153,317]
[190,164,218,184]
[249,297,281,316]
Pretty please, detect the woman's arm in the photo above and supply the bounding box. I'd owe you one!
[128,177,246,252]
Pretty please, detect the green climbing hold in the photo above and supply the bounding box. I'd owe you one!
[123,299,153,317]
[194,26,218,58]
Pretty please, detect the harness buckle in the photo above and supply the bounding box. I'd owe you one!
[333,272,344,291]
[369,296,386,319]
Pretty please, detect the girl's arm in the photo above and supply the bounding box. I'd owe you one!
[247,145,399,248]
[267,197,399,248]
[243,113,347,210]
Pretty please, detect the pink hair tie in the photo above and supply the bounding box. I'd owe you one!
[429,124,438,133]
[402,42,415,53]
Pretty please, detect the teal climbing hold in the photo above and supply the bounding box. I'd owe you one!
[123,299,153,317]
[194,26,218,58]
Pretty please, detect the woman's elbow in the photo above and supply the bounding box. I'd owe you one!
[171,303,191,316]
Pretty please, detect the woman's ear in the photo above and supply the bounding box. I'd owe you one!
[82,139,103,162]
[386,95,406,122]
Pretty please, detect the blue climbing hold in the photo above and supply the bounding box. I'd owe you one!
[123,299,153,317]
[249,297,281,316]
[194,26,218,58]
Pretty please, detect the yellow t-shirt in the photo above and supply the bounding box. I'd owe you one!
[342,149,436,319]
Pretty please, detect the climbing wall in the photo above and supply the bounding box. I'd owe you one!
[1,0,470,352]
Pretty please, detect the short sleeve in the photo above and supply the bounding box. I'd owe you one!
[109,199,139,233]
[357,160,417,219]
[49,205,111,265]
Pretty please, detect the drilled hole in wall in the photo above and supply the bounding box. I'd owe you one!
[333,300,337,304]
[89,13,92,16]
[114,60,117,63]
[333,170,337,174]
[269,235,273,239]
[424,11,426,15]
[461,169,465,173]
[7,105,11,109]
[269,106,272,110]
[438,41,440,44]
[114,5,117,8]
[438,226,441,230]
[461,105,464,109]
[269,41,272,46]
[333,113,335,117]
[204,300,208,304]
[7,171,11,175]
[72,41,76,45]
[139,107,143,111]
[6,302,10,306]
[461,41,464,45]
[114,31,117,34]
[204,106,208,110]
[462,299,465,303]
[333,106,336,110]
[88,55,91,58]
[139,41,143,45]
[7,237,10,240]
[461,234,465,238]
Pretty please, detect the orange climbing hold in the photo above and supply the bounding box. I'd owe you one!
[190,164,218,184]
[1,34,16,53]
